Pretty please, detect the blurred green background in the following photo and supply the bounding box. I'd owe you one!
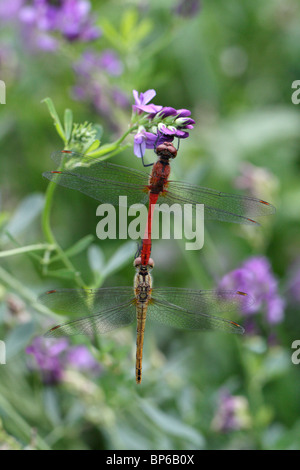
[0,0,300,450]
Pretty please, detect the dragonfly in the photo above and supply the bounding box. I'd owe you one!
[43,146,276,265]
[140,141,177,265]
[41,256,252,384]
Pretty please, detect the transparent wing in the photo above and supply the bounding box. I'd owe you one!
[160,181,276,225]
[148,289,252,334]
[44,151,150,206]
[39,287,136,337]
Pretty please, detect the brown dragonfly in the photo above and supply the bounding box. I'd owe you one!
[40,257,252,384]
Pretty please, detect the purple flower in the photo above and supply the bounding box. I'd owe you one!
[98,50,123,76]
[26,337,68,384]
[174,0,201,17]
[67,345,101,374]
[133,129,173,159]
[34,0,100,42]
[219,256,285,325]
[134,131,147,159]
[74,49,123,77]
[2,0,101,51]
[132,89,162,115]
[0,0,24,20]
[287,260,300,304]
[157,107,178,118]
[211,389,251,433]
[30,30,59,51]
[112,88,130,108]
[72,49,127,126]
[131,90,194,158]
[26,336,102,384]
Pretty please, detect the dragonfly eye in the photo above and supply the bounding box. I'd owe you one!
[156,142,177,160]
[134,257,142,268]
[148,258,155,269]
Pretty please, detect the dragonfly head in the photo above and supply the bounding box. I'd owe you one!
[134,257,155,270]
[156,141,177,161]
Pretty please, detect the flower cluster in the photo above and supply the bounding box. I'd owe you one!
[131,89,195,158]
[26,336,101,384]
[72,49,129,124]
[287,260,300,305]
[234,161,279,209]
[211,389,251,433]
[174,0,201,17]
[0,0,100,51]
[219,256,285,326]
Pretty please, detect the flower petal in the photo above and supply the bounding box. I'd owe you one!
[141,89,156,104]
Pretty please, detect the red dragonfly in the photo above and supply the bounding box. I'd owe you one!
[41,256,252,384]
[43,146,275,263]
[140,141,177,265]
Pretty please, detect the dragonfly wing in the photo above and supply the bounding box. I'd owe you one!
[44,301,136,337]
[161,181,275,225]
[43,161,149,207]
[39,287,135,315]
[148,289,252,334]
[152,288,253,313]
[51,151,149,185]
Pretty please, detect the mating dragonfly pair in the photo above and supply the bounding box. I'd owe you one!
[40,143,275,383]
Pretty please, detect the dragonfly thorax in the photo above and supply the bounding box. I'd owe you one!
[135,282,152,302]
[134,258,153,302]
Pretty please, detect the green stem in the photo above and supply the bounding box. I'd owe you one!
[115,125,138,145]
[0,266,62,320]
[0,244,54,258]
[42,180,58,246]
[41,180,86,288]
[0,393,50,450]
[87,126,137,159]
[235,339,265,449]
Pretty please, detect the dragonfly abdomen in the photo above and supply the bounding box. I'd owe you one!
[136,302,148,384]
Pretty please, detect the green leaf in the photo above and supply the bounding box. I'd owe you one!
[88,244,105,284]
[43,388,62,426]
[3,193,44,241]
[85,139,101,155]
[65,234,94,258]
[135,18,153,44]
[5,322,35,360]
[0,212,9,231]
[49,235,94,264]
[42,97,66,142]
[64,108,73,143]
[101,241,136,280]
[101,19,123,51]
[47,268,78,280]
[121,9,139,40]
[140,400,205,448]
